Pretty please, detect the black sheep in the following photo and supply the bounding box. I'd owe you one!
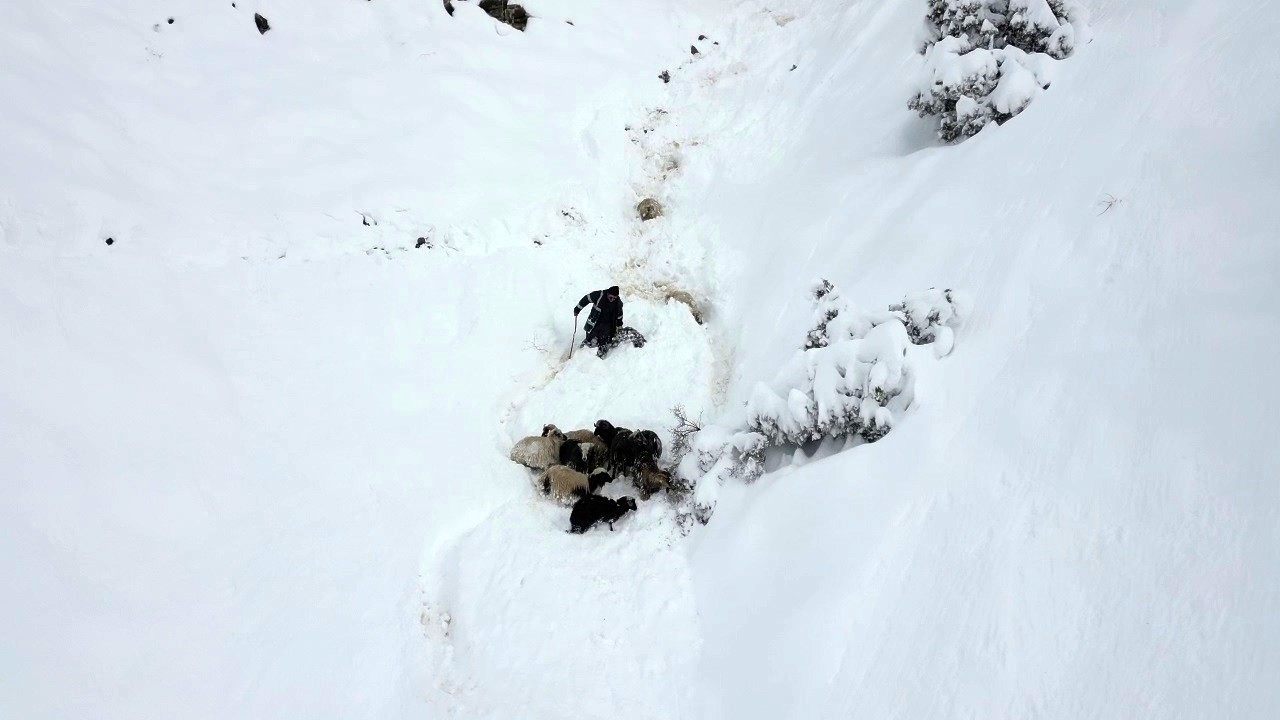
[632,429,663,459]
[558,440,607,474]
[569,495,638,533]
[593,419,629,446]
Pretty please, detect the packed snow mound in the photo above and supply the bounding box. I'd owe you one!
[422,495,699,719]
[510,298,722,446]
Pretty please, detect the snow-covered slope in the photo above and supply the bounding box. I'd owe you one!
[3,0,1278,718]
[675,2,1280,717]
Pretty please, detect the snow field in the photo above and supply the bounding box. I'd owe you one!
[424,496,699,719]
[4,0,1280,718]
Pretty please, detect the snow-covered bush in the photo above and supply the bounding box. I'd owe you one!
[921,0,1001,53]
[911,0,1090,142]
[667,405,703,464]
[671,281,968,528]
[670,424,766,530]
[890,286,970,355]
[1007,0,1091,59]
[749,279,917,446]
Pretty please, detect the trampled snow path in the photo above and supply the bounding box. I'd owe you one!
[420,88,728,716]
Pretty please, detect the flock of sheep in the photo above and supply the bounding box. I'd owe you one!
[510,419,671,533]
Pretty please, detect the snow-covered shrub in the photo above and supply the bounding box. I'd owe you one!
[670,424,766,530]
[889,287,970,355]
[921,0,1001,53]
[667,405,703,465]
[911,0,1090,142]
[1006,0,1091,58]
[670,281,968,527]
[749,280,913,446]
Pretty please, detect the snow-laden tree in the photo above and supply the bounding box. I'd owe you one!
[1006,0,1091,58]
[755,280,969,448]
[670,281,968,528]
[911,0,1090,142]
[921,0,1003,53]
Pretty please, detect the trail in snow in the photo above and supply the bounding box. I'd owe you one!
[422,80,730,715]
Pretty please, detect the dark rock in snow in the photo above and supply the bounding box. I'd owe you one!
[416,237,431,249]
[443,0,454,16]
[105,237,115,246]
[659,70,670,83]
[698,34,707,40]
[254,13,270,34]
[167,18,175,25]
[790,64,797,71]
[478,0,529,31]
[690,45,700,55]
[636,198,664,221]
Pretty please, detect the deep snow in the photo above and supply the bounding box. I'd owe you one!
[3,0,1279,719]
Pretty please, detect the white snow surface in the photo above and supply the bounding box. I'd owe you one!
[3,1,1279,719]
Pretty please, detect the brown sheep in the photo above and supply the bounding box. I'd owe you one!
[634,461,671,500]
[538,465,613,505]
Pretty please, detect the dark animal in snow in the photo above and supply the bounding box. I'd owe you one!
[569,495,637,533]
[600,425,662,479]
[593,419,629,447]
[633,460,671,500]
[559,440,607,474]
[631,429,663,459]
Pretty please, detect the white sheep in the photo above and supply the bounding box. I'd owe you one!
[510,426,567,471]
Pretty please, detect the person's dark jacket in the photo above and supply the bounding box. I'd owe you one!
[574,285,622,341]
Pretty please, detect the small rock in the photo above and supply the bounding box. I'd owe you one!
[442,0,454,16]
[790,64,797,71]
[254,13,270,34]
[415,237,429,249]
[478,0,529,31]
[690,45,700,55]
[659,70,670,83]
[636,198,664,221]
[105,237,115,246]
[698,34,707,40]
[566,20,574,26]
[167,18,175,25]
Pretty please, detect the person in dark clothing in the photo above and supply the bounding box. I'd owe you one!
[573,285,646,358]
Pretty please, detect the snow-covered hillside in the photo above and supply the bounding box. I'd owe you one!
[3,1,1278,719]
